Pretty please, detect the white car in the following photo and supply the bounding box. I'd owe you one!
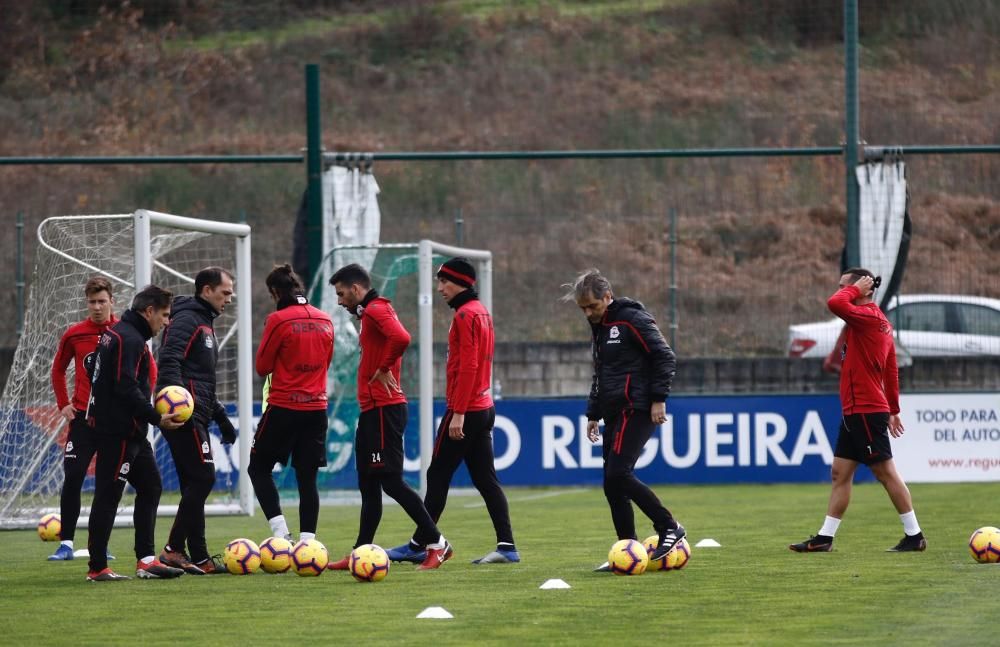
[787,294,1000,358]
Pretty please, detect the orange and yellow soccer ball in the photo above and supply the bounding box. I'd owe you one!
[643,535,692,571]
[608,538,648,576]
[349,544,391,583]
[38,513,61,542]
[224,538,261,575]
[259,536,294,573]
[291,539,329,577]
[154,385,194,422]
[968,526,1000,564]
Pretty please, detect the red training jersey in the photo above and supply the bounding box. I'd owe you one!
[446,297,494,414]
[357,295,409,412]
[51,315,119,412]
[827,285,900,415]
[255,299,334,411]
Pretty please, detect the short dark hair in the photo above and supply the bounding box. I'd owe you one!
[84,276,113,297]
[131,285,173,312]
[561,269,613,302]
[195,266,234,296]
[843,267,874,280]
[266,264,305,300]
[329,263,371,289]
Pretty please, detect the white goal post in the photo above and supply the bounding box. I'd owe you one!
[0,210,254,529]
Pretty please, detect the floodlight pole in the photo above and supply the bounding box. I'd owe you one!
[844,0,861,268]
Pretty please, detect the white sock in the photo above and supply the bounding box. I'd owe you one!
[900,511,921,536]
[299,531,316,542]
[60,539,73,549]
[427,534,446,550]
[818,516,842,537]
[140,555,155,565]
[268,514,289,539]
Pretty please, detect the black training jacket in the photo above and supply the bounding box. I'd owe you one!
[156,295,228,427]
[586,298,677,421]
[86,309,161,438]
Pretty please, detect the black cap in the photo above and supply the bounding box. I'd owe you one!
[436,257,476,289]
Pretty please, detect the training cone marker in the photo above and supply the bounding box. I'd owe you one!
[417,607,454,619]
[73,548,91,558]
[540,578,571,589]
[695,538,721,548]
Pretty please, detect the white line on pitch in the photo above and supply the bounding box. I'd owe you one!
[462,489,581,508]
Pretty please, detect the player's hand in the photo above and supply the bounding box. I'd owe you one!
[587,420,601,443]
[368,368,401,396]
[60,404,76,422]
[853,275,874,296]
[217,415,237,444]
[159,412,185,430]
[651,401,667,425]
[888,414,904,438]
[448,413,465,440]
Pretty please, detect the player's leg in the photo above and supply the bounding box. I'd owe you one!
[604,410,682,561]
[388,411,462,563]
[790,416,860,552]
[863,412,926,551]
[86,436,130,579]
[51,414,95,560]
[247,406,294,540]
[462,407,519,564]
[160,422,215,573]
[290,409,328,540]
[129,438,183,579]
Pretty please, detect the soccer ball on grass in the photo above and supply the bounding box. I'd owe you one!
[968,526,1000,564]
[608,538,648,576]
[38,513,61,541]
[291,539,329,577]
[224,538,261,574]
[259,536,294,573]
[642,535,692,572]
[349,544,391,582]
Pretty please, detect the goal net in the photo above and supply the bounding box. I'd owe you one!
[0,210,253,529]
[309,240,492,497]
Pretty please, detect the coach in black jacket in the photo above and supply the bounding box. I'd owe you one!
[155,267,236,575]
[566,269,686,570]
[85,285,185,581]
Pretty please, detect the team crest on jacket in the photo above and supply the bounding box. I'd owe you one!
[205,335,214,349]
[201,441,210,454]
[609,326,620,339]
[119,462,130,476]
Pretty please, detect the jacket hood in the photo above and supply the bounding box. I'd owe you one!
[606,297,644,317]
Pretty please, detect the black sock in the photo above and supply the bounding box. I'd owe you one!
[498,542,516,551]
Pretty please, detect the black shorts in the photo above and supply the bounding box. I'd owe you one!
[834,413,892,465]
[251,405,328,470]
[355,403,407,474]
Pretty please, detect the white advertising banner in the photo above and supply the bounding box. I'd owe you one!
[895,393,1000,482]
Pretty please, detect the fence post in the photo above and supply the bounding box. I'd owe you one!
[668,206,678,351]
[305,64,324,282]
[844,0,861,267]
[454,207,464,246]
[16,212,24,338]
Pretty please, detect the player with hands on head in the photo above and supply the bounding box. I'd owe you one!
[789,268,925,553]
[565,269,684,572]
[156,267,237,575]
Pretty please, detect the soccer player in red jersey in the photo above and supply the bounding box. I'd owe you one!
[790,269,926,553]
[249,265,334,544]
[325,264,450,571]
[47,277,118,562]
[386,257,519,566]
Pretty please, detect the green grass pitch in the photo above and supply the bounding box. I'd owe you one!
[3,482,997,645]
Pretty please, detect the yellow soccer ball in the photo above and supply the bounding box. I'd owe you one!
[37,513,61,542]
[291,539,329,577]
[663,537,692,571]
[608,538,648,576]
[223,538,261,575]
[349,544,391,583]
[968,526,1000,564]
[259,536,294,573]
[154,385,194,422]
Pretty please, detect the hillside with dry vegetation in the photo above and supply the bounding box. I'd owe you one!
[1,0,997,354]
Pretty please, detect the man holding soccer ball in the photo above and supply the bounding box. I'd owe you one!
[565,270,685,571]
[156,267,238,575]
[789,269,926,553]
[84,285,187,581]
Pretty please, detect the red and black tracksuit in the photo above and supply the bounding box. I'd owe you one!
[51,314,117,543]
[352,290,441,548]
[827,285,900,464]
[85,309,166,574]
[588,297,678,540]
[249,294,333,534]
[425,289,515,547]
[156,295,235,563]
